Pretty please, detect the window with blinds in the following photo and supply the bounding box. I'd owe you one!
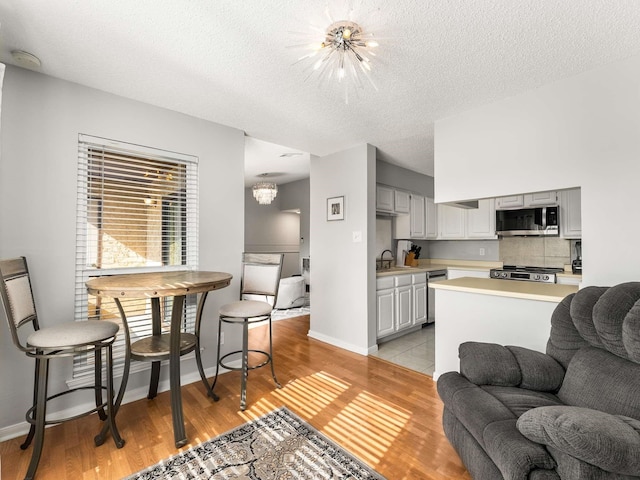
[72,134,198,381]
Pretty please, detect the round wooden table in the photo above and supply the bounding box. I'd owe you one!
[87,270,232,448]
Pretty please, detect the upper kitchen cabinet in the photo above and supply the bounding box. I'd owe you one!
[376,184,395,213]
[496,191,558,209]
[425,197,438,238]
[524,191,558,206]
[495,195,524,209]
[394,190,410,214]
[437,199,497,240]
[438,204,466,239]
[409,195,426,238]
[560,188,581,238]
[466,199,497,238]
[394,194,437,239]
[376,184,411,215]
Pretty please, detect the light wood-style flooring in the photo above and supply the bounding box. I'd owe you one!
[1,315,470,479]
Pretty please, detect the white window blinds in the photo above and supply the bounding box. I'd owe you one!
[73,134,198,381]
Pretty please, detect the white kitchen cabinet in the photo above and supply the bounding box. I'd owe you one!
[413,273,427,325]
[396,285,413,331]
[425,197,438,239]
[376,185,394,212]
[376,273,427,339]
[525,191,557,206]
[560,188,581,239]
[466,199,497,238]
[394,190,411,214]
[376,288,396,337]
[438,204,466,239]
[410,195,426,238]
[496,191,558,209]
[437,200,496,240]
[394,194,436,240]
[495,195,524,209]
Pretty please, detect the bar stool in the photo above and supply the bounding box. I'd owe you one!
[211,253,283,410]
[0,257,123,480]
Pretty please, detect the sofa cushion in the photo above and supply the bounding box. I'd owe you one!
[517,406,640,476]
[592,283,640,359]
[481,386,564,418]
[508,347,565,392]
[558,347,640,419]
[546,293,590,369]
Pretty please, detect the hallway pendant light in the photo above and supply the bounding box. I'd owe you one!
[252,174,278,205]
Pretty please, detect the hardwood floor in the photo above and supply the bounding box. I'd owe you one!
[1,315,470,479]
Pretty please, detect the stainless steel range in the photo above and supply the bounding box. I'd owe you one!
[490,265,563,283]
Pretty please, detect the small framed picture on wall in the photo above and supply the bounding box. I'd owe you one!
[327,196,345,221]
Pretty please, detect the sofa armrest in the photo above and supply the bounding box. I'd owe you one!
[517,406,640,476]
[459,342,565,391]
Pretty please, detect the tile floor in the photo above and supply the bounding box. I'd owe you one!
[272,298,436,377]
[372,323,435,376]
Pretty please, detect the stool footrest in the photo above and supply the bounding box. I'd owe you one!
[25,385,109,426]
[219,349,272,372]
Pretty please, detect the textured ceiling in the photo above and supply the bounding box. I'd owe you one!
[2,0,640,180]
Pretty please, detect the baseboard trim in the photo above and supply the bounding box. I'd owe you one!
[306,330,370,356]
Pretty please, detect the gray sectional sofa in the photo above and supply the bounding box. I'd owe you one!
[437,282,640,479]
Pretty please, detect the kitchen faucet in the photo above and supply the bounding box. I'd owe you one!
[377,249,394,270]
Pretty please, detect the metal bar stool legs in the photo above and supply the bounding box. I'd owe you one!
[25,357,49,480]
[212,315,281,411]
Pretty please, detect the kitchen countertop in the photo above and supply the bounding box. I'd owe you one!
[429,277,578,303]
[376,259,499,277]
[375,258,583,282]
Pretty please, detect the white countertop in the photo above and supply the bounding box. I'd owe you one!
[376,259,499,277]
[429,277,578,303]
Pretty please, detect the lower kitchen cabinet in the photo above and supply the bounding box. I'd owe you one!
[376,287,396,337]
[376,273,427,340]
[413,275,427,324]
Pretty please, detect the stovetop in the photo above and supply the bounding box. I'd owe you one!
[490,265,563,283]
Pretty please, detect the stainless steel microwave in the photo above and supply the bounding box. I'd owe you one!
[495,206,559,237]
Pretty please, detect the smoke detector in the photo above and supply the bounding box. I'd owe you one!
[11,50,41,69]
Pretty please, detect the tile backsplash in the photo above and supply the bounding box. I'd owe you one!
[499,237,571,269]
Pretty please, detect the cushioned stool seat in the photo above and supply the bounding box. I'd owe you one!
[219,300,273,318]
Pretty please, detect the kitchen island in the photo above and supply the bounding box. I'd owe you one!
[429,277,578,380]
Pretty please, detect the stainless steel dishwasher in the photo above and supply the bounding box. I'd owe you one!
[426,269,448,323]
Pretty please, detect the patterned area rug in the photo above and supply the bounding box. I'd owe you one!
[125,407,385,480]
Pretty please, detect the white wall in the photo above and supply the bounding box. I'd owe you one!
[0,65,245,433]
[309,144,377,354]
[279,178,310,263]
[435,54,640,286]
[244,187,301,277]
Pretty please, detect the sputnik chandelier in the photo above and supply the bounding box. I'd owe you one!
[294,18,379,102]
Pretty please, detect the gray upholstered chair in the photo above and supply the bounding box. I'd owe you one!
[0,257,124,480]
[211,253,284,410]
[437,282,640,479]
